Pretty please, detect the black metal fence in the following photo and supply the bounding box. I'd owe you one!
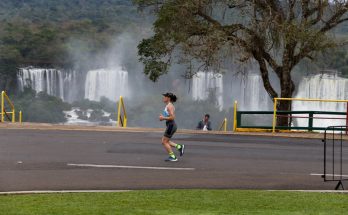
[236,111,347,131]
[322,126,348,190]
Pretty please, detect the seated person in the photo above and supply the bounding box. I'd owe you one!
[197,114,212,131]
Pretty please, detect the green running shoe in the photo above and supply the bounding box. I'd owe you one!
[178,144,185,156]
[165,156,178,162]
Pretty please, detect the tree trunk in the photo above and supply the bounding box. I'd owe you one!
[254,52,278,99]
[254,50,296,127]
[277,99,292,127]
[277,69,295,127]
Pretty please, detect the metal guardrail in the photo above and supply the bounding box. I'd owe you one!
[236,110,347,131]
[232,99,348,132]
[272,98,348,133]
[117,96,127,127]
[322,126,347,190]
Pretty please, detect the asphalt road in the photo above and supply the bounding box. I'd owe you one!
[0,129,347,191]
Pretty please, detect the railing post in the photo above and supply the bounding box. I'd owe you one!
[122,96,127,128]
[323,127,327,181]
[346,103,348,135]
[117,96,122,127]
[1,91,4,122]
[224,118,227,132]
[12,108,15,123]
[117,96,127,128]
[308,112,313,132]
[272,98,277,133]
[19,111,22,123]
[124,115,127,128]
[233,101,237,132]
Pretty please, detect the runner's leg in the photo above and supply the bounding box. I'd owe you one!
[162,136,173,153]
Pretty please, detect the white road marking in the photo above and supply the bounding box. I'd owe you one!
[67,163,195,171]
[310,173,348,177]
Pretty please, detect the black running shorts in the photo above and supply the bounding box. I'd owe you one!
[164,121,177,138]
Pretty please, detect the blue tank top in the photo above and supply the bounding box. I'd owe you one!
[163,106,170,117]
[163,103,175,119]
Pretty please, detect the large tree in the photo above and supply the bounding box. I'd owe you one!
[136,0,348,125]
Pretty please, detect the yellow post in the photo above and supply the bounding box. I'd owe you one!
[124,117,127,128]
[19,111,22,123]
[12,108,15,123]
[224,118,227,132]
[116,96,127,127]
[121,97,127,128]
[117,96,122,127]
[272,98,277,133]
[233,101,237,132]
[1,91,4,122]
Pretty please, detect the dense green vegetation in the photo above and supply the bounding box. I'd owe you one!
[12,88,71,123]
[21,93,228,129]
[72,97,117,114]
[315,48,348,76]
[0,190,347,215]
[0,0,148,92]
[71,97,118,123]
[0,0,139,24]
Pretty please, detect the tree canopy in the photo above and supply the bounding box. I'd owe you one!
[136,0,348,125]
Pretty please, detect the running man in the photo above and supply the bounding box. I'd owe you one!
[159,92,185,162]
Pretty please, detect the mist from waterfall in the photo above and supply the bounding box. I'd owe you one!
[192,72,224,110]
[15,67,275,112]
[238,74,272,111]
[14,29,348,129]
[16,66,348,129]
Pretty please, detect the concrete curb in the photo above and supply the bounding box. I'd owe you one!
[1,189,347,195]
[0,122,342,140]
[0,190,131,195]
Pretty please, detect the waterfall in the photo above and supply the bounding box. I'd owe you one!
[16,66,348,128]
[238,74,272,111]
[84,68,129,101]
[17,68,70,100]
[191,72,224,109]
[235,72,348,128]
[294,73,348,128]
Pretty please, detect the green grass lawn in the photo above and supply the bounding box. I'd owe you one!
[0,190,347,215]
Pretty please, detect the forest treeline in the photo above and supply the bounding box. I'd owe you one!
[0,0,149,91]
[1,0,348,92]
